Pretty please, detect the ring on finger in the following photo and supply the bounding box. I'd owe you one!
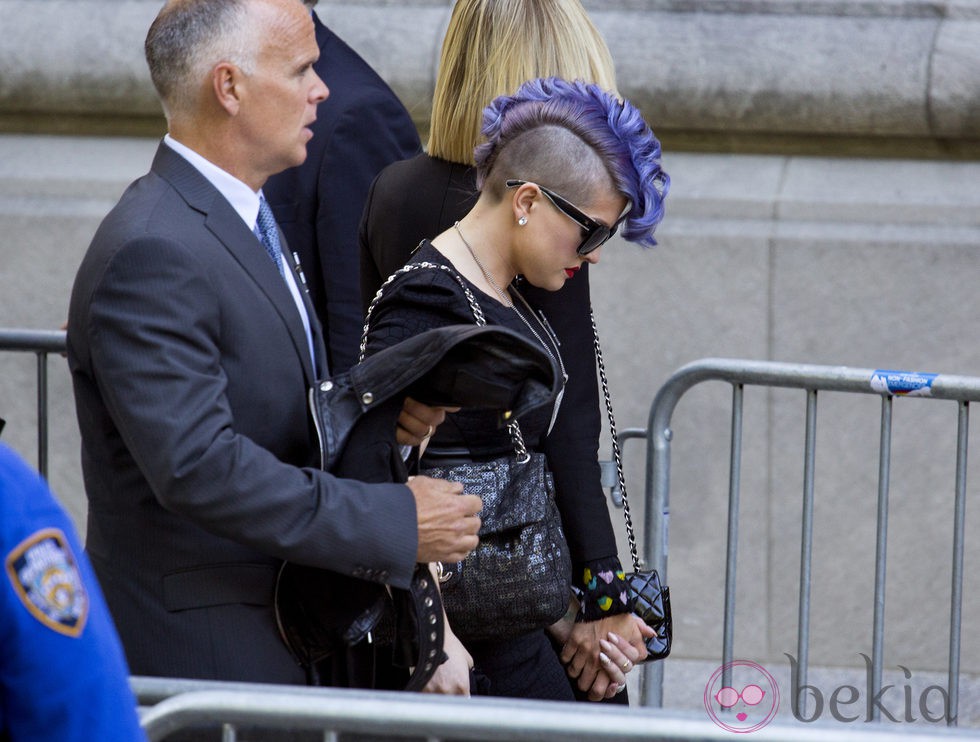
[622,659,632,671]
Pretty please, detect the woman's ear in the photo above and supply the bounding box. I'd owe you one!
[212,62,243,115]
[511,182,539,226]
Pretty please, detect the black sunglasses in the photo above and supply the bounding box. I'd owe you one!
[506,179,629,256]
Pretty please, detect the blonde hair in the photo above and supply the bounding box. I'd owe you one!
[427,0,617,165]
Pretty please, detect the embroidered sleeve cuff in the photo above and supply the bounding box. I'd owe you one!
[572,557,635,621]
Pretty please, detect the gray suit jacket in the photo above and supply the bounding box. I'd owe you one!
[66,143,417,683]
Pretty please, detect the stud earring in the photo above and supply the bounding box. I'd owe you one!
[518,216,528,226]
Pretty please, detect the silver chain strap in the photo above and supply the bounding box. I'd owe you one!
[360,261,486,362]
[361,259,529,463]
[506,419,530,464]
[590,308,641,572]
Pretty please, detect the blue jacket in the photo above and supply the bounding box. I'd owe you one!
[0,443,146,741]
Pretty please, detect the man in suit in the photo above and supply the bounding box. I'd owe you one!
[264,0,421,374]
[66,0,480,685]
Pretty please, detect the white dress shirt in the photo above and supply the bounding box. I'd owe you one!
[163,135,318,371]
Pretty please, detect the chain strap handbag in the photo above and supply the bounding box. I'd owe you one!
[591,309,672,662]
[275,319,561,690]
[362,262,572,642]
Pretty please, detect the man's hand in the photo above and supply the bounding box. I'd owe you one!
[408,476,481,563]
[396,397,457,447]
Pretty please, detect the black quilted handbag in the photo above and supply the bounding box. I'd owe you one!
[361,261,572,643]
[626,566,672,661]
[593,310,672,662]
[423,449,572,642]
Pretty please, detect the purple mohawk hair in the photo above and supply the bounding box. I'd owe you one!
[474,76,669,247]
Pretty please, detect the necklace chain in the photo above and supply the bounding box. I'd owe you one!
[453,221,566,383]
[454,221,512,307]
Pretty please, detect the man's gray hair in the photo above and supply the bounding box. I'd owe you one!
[145,0,260,118]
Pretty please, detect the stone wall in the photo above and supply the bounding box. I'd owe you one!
[1,0,978,154]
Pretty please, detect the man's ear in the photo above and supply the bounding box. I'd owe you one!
[212,62,243,115]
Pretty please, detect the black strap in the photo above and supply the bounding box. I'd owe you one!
[400,564,448,692]
[591,308,641,572]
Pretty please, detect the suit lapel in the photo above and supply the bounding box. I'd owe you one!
[281,240,330,377]
[151,143,324,385]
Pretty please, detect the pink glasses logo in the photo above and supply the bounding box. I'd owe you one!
[715,683,767,712]
[704,661,780,733]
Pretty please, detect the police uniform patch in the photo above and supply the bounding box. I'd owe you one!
[5,527,89,637]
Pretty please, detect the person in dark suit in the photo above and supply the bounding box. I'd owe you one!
[264,0,421,374]
[358,0,649,703]
[66,0,480,687]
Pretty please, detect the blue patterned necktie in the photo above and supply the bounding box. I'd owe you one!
[255,197,285,277]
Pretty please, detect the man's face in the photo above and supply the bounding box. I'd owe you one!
[239,0,328,184]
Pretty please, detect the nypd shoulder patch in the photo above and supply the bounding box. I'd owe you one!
[5,527,89,637]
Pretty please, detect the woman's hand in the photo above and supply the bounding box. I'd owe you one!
[422,626,472,695]
[545,597,579,646]
[422,563,472,695]
[395,398,459,448]
[560,613,654,700]
[592,629,647,699]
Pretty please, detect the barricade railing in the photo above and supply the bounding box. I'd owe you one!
[131,676,980,742]
[0,328,66,478]
[6,333,978,735]
[625,358,980,722]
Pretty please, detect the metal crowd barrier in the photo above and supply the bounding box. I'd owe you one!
[0,328,66,478]
[131,676,980,742]
[5,331,979,736]
[627,358,980,722]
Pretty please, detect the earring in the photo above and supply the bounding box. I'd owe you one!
[518,216,528,226]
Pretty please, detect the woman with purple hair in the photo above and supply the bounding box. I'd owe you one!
[362,76,669,700]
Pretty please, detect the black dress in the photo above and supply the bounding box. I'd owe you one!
[364,242,578,699]
[359,155,628,594]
